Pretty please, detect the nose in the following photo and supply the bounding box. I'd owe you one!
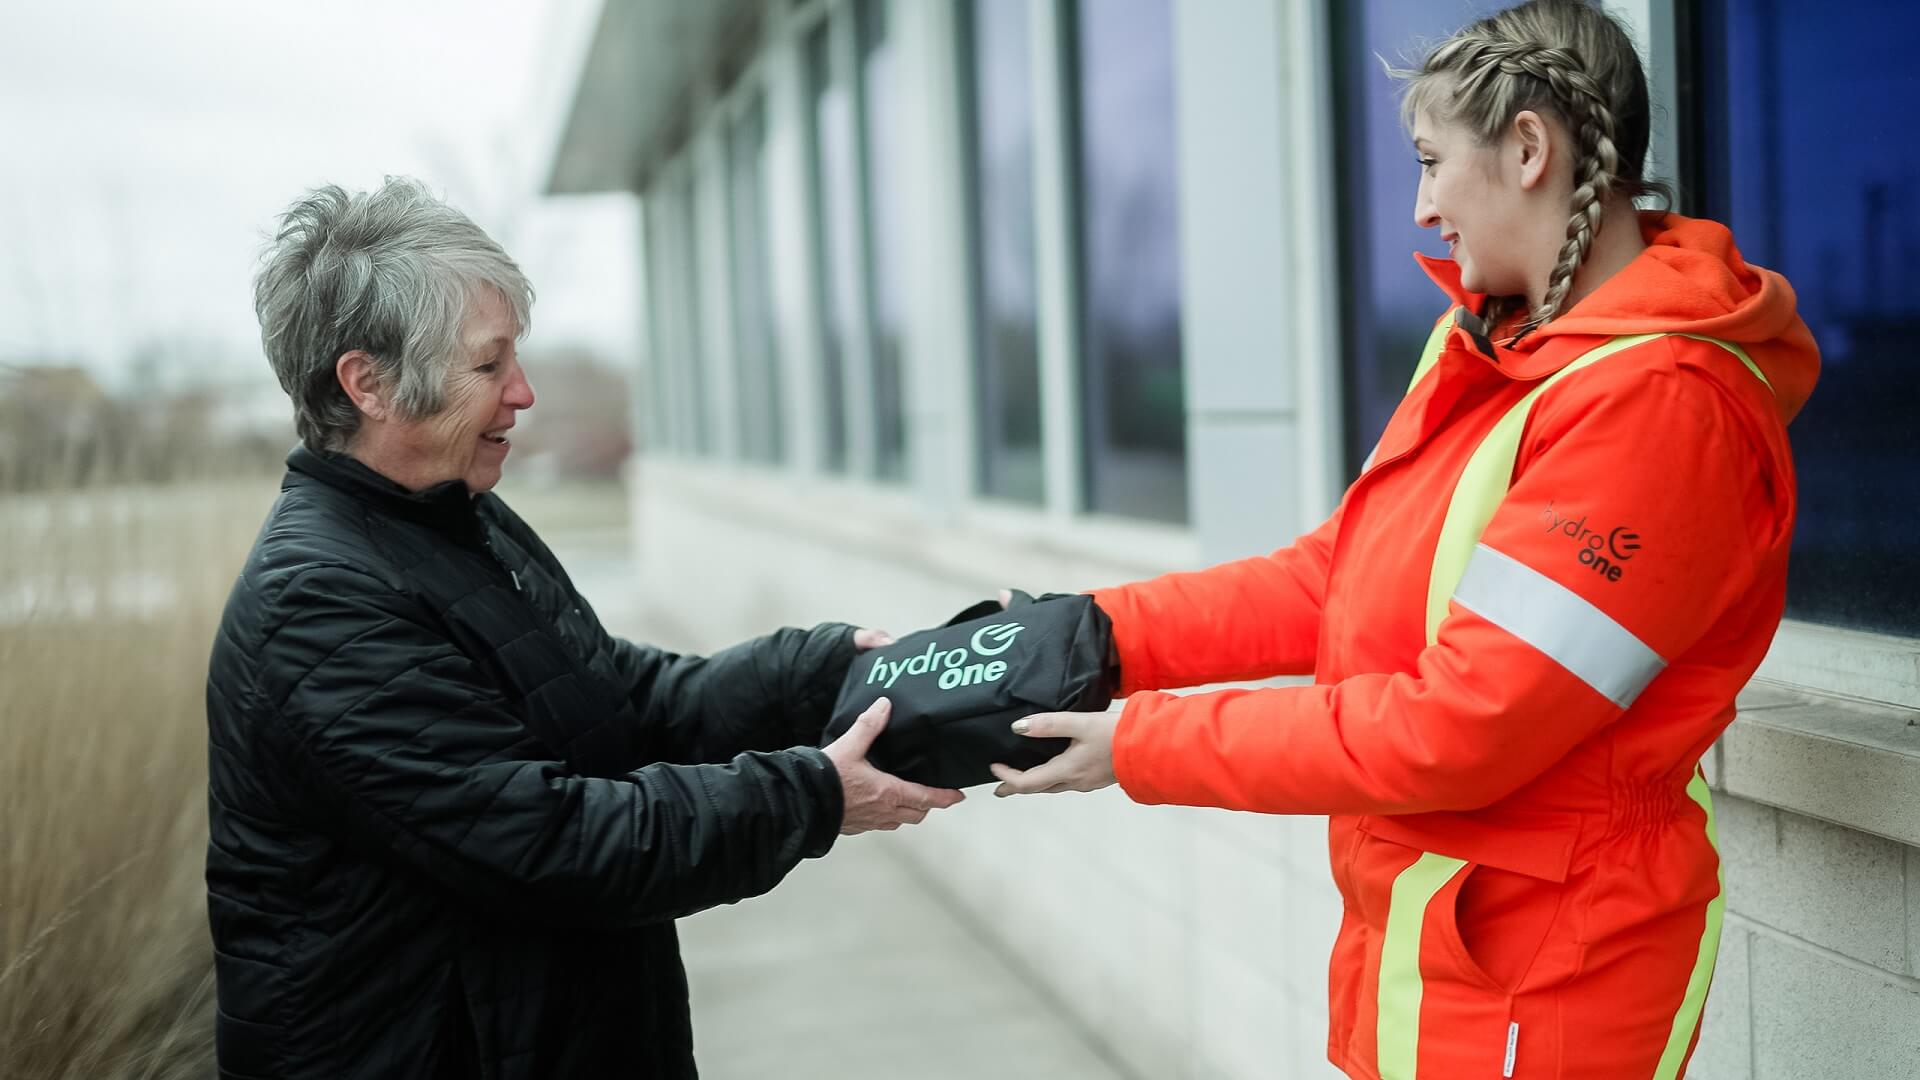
[505,363,535,410]
[1414,173,1440,231]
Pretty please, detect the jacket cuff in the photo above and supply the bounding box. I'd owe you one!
[1088,586,1159,696]
[1111,691,1177,806]
[788,622,860,734]
[789,746,843,859]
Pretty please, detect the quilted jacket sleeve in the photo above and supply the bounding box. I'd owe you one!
[1089,502,1346,695]
[602,623,859,766]
[258,564,844,929]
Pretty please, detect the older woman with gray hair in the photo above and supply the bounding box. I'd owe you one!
[205,177,961,1079]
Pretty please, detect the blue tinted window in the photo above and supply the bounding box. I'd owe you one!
[1333,0,1484,476]
[1071,0,1187,523]
[1696,0,1920,636]
[962,0,1044,505]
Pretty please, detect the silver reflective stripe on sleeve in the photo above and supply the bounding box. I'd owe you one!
[1451,543,1667,709]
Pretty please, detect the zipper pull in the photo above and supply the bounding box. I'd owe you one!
[510,569,522,592]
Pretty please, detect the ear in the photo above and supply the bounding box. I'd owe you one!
[336,350,389,421]
[1510,109,1553,191]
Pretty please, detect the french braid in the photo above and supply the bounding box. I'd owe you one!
[1393,1,1656,340]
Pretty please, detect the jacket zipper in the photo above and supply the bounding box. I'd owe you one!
[480,536,523,592]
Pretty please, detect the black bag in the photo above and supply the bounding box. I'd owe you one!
[820,591,1119,789]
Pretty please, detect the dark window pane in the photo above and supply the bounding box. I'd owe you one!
[807,22,855,472]
[728,96,784,465]
[1071,0,1187,523]
[963,0,1044,505]
[1332,0,1482,477]
[1697,0,1920,636]
[857,0,908,481]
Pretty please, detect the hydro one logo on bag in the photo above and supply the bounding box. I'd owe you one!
[865,622,1026,691]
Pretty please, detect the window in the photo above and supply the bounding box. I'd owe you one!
[855,0,909,481]
[642,195,675,452]
[806,21,855,472]
[1068,0,1187,523]
[675,167,712,456]
[1691,0,1920,638]
[961,0,1044,505]
[727,95,785,465]
[642,173,708,456]
[1331,0,1484,477]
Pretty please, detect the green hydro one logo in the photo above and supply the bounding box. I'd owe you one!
[864,622,1026,691]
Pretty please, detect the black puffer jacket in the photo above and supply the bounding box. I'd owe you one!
[205,447,854,1079]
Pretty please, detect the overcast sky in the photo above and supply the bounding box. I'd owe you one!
[0,0,638,391]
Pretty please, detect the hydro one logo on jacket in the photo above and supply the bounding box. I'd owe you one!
[865,621,1026,691]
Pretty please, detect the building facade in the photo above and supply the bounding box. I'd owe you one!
[547,1,1920,1075]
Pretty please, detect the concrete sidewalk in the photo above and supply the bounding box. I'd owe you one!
[678,838,1129,1080]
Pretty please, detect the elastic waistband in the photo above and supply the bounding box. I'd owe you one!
[1603,780,1691,838]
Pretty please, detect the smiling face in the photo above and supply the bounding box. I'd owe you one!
[350,286,536,494]
[1412,106,1580,312]
[419,287,534,493]
[1412,112,1528,299]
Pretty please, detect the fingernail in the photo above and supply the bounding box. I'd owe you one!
[1010,718,1029,735]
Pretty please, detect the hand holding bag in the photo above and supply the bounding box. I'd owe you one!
[820,591,1119,788]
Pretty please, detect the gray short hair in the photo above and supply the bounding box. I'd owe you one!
[254,177,535,452]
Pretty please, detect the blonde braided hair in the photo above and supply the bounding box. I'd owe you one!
[1395,0,1664,339]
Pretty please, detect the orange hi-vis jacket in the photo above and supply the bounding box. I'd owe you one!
[1090,215,1819,1080]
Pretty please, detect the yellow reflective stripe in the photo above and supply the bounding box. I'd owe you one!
[1675,333,1772,392]
[1424,333,1659,644]
[1418,329,1769,644]
[1652,770,1726,1080]
[1405,308,1460,393]
[1376,852,1469,1079]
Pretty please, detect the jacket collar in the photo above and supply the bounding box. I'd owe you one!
[1413,252,1607,382]
[286,444,482,537]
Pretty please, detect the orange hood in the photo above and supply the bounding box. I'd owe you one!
[1416,212,1820,422]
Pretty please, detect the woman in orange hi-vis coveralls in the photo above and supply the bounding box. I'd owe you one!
[986,2,1819,1078]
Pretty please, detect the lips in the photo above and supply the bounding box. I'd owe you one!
[480,428,512,447]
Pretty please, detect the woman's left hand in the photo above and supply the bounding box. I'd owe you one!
[989,711,1119,797]
[852,628,896,650]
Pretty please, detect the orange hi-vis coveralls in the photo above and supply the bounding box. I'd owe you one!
[1089,215,1819,1080]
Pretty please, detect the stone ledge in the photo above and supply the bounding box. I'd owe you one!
[1716,681,1920,848]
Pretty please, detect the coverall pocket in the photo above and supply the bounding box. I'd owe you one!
[1356,810,1582,995]
[1441,862,1570,995]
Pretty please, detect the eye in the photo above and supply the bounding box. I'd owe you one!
[474,362,500,374]
[1418,156,1439,175]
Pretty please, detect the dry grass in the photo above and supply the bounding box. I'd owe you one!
[0,472,630,1078]
[2,480,280,1080]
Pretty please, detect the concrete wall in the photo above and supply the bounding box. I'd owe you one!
[1689,794,1920,1079]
